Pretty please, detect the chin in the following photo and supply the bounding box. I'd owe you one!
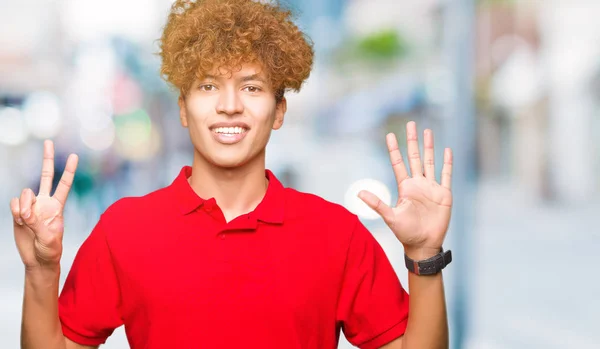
[206,153,251,169]
[194,142,263,170]
[212,159,247,169]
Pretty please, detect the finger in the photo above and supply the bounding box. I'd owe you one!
[39,140,55,196]
[441,148,453,189]
[19,189,38,228]
[386,133,409,187]
[423,129,435,180]
[10,197,24,226]
[53,154,79,206]
[357,190,394,223]
[406,121,423,177]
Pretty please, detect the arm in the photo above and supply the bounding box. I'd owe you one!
[359,121,453,349]
[378,248,448,349]
[22,267,97,349]
[22,266,64,349]
[10,141,93,349]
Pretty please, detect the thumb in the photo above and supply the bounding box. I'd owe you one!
[357,190,393,222]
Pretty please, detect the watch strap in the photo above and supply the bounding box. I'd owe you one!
[405,248,452,275]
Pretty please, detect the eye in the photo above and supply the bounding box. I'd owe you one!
[243,86,262,93]
[199,84,217,92]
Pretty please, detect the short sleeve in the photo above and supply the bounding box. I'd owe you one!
[58,216,123,346]
[336,218,410,349]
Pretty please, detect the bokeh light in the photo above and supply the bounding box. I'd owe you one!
[114,108,160,160]
[79,106,114,132]
[80,120,116,151]
[0,107,28,146]
[22,91,63,139]
[344,178,392,220]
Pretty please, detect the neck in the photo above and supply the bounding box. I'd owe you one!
[188,150,268,221]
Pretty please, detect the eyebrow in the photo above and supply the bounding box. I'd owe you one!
[240,74,266,83]
[203,74,266,83]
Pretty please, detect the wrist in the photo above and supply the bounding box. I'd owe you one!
[25,264,61,285]
[404,246,452,276]
[403,245,442,260]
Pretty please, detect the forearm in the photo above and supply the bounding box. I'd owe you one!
[22,266,67,349]
[401,247,449,349]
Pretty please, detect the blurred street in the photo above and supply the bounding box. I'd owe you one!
[465,181,599,349]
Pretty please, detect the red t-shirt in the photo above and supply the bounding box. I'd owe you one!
[58,166,409,348]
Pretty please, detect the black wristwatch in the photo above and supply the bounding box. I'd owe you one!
[404,248,452,276]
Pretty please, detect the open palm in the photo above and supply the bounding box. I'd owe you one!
[359,121,453,251]
[10,141,79,269]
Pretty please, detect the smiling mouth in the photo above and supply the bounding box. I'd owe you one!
[211,126,248,135]
[209,126,250,144]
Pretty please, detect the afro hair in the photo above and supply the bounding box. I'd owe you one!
[159,0,314,100]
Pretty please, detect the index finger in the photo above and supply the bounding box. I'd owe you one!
[53,154,79,207]
[39,140,55,196]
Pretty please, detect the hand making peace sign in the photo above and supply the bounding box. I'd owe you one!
[359,121,453,255]
[10,141,79,270]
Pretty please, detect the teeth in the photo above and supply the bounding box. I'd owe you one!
[214,126,246,134]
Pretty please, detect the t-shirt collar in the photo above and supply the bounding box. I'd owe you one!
[170,166,284,224]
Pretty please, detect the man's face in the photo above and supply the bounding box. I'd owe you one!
[179,63,286,169]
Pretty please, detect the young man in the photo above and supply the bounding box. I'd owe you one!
[11,0,454,348]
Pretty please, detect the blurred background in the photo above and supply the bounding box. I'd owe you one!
[1,0,599,348]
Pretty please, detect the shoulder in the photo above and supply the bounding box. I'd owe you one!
[98,184,175,229]
[282,187,361,233]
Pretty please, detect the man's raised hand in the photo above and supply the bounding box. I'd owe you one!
[358,121,453,255]
[10,140,79,270]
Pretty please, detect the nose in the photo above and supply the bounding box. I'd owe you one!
[216,87,243,116]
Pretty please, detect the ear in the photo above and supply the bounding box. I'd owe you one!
[272,97,287,130]
[178,94,188,128]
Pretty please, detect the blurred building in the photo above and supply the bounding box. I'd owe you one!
[475,0,600,204]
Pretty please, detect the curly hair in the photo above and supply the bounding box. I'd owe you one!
[159,0,314,101]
